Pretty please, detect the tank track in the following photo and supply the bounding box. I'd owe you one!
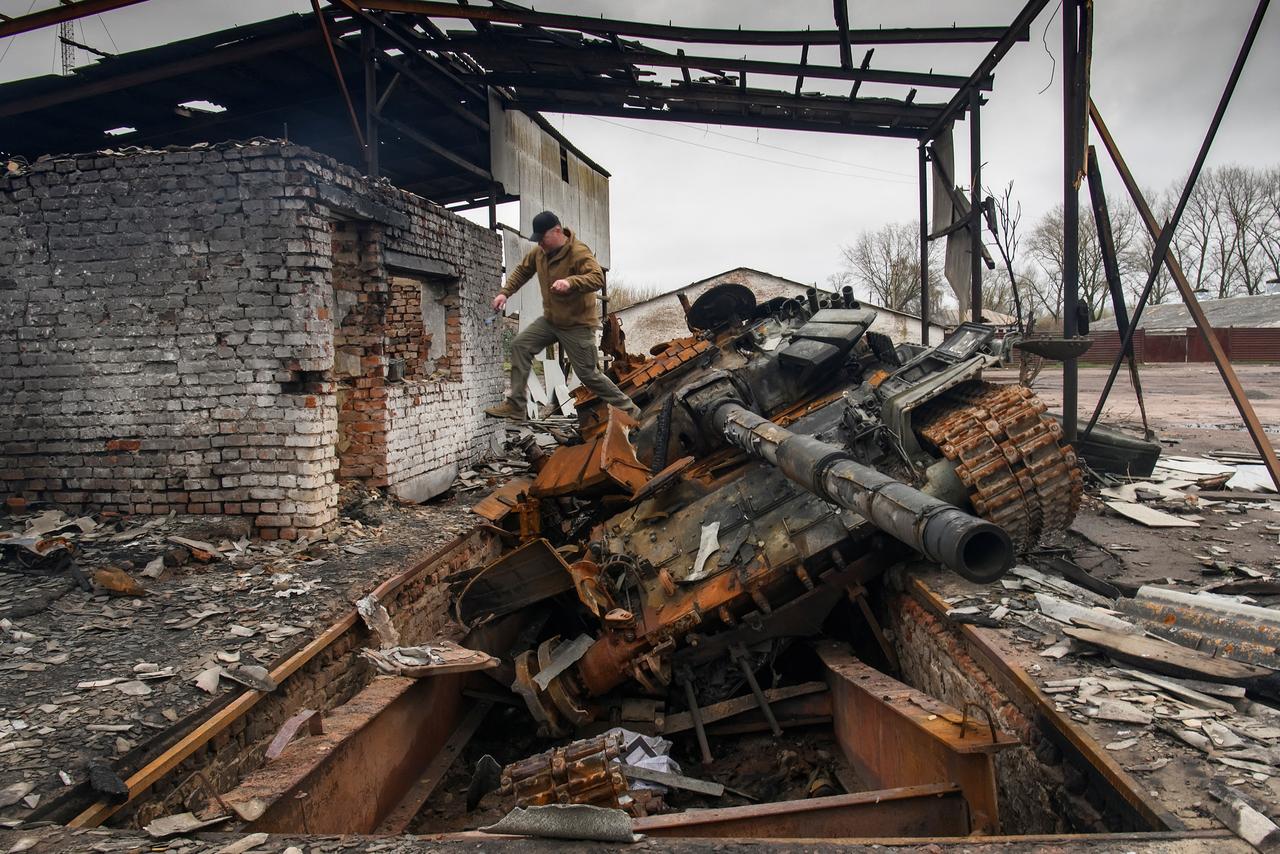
[916,381,1082,551]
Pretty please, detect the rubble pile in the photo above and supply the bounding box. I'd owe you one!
[922,449,1280,806]
[0,486,474,827]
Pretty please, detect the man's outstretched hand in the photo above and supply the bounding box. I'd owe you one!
[492,294,507,311]
[551,279,571,294]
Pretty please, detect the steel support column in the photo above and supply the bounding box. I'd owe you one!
[918,144,930,344]
[1089,96,1280,489]
[1061,0,1083,441]
[362,23,379,177]
[815,640,1018,834]
[968,89,982,322]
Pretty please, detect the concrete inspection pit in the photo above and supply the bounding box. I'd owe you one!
[19,525,1215,850]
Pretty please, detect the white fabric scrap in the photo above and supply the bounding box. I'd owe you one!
[608,727,680,793]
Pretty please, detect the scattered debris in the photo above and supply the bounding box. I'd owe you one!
[143,811,230,838]
[216,831,270,854]
[91,566,148,597]
[356,592,400,649]
[1064,626,1278,690]
[360,641,499,677]
[1208,781,1280,852]
[480,804,641,843]
[86,759,129,802]
[1104,500,1200,528]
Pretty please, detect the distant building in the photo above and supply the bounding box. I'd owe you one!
[1090,293,1280,332]
[612,267,948,356]
[1088,293,1280,363]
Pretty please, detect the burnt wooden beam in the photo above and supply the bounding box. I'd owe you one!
[0,29,321,118]
[834,0,853,69]
[440,36,993,90]
[482,72,943,121]
[354,1,1023,46]
[849,49,873,99]
[794,43,809,96]
[507,99,924,138]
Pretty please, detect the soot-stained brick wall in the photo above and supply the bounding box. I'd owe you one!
[0,141,503,537]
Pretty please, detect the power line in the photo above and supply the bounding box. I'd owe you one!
[0,0,40,68]
[699,126,915,178]
[582,116,915,184]
[96,14,120,54]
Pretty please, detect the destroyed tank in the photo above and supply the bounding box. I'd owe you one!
[465,283,1082,736]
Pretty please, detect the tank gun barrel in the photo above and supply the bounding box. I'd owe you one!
[711,402,1013,582]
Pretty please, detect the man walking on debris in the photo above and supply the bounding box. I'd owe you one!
[485,210,641,421]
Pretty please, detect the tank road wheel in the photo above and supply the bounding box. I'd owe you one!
[917,381,1083,551]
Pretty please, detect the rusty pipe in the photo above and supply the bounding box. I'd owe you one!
[711,402,1012,583]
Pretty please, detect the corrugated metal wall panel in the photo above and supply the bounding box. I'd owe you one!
[1223,328,1280,361]
[1143,334,1186,363]
[1085,330,1145,363]
[1185,327,1231,362]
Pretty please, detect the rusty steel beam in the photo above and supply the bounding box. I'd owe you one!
[0,0,147,39]
[220,675,466,834]
[907,576,1181,831]
[664,681,828,735]
[1088,101,1280,491]
[816,641,1017,835]
[1085,144,1151,436]
[375,699,494,833]
[1060,0,1084,440]
[68,528,502,828]
[356,1,1019,46]
[312,0,366,155]
[633,783,969,839]
[918,144,931,345]
[921,0,1050,141]
[1082,0,1268,445]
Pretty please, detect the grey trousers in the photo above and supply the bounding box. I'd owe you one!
[507,316,637,412]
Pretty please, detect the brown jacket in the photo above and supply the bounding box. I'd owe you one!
[500,229,604,328]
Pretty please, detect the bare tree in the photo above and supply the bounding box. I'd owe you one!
[604,277,662,312]
[984,181,1027,328]
[834,222,944,314]
[1172,177,1218,294]
[1028,202,1141,323]
[1250,165,1280,286]
[1220,165,1269,295]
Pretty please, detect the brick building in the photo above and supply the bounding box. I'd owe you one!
[614,267,948,356]
[0,141,505,539]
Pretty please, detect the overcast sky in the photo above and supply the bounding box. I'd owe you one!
[2,1,1277,296]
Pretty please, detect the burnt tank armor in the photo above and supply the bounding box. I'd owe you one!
[466,284,1082,736]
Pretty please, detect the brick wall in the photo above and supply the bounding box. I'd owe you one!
[0,141,503,537]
